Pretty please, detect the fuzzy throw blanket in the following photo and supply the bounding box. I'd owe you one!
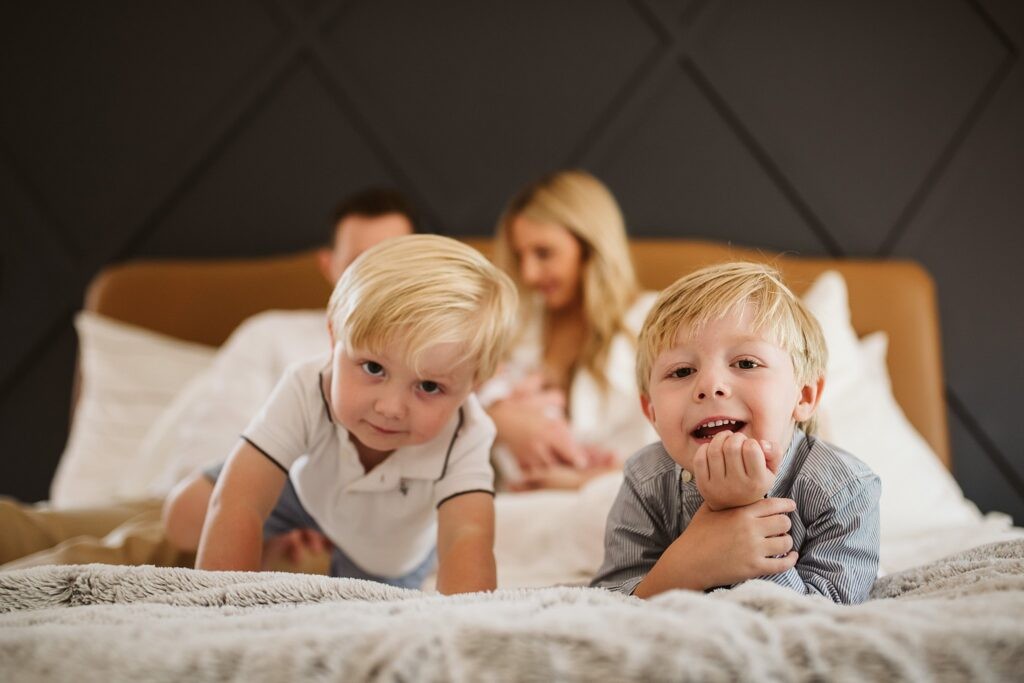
[2,540,1023,682]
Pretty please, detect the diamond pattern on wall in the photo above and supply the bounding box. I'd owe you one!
[591,62,824,252]
[139,59,403,257]
[0,1,283,263]
[690,0,1010,255]
[0,161,80,387]
[891,70,1024,464]
[322,0,665,231]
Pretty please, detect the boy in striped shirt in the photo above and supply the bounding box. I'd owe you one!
[592,262,880,603]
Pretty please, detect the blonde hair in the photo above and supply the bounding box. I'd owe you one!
[327,234,518,382]
[636,262,827,434]
[494,170,639,392]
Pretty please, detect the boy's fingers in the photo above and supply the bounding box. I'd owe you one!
[723,432,747,476]
[761,439,782,473]
[765,534,794,557]
[762,551,799,575]
[741,438,766,477]
[693,444,710,482]
[761,512,792,537]
[708,431,729,479]
[752,497,797,516]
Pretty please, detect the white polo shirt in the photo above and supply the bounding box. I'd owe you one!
[242,355,495,578]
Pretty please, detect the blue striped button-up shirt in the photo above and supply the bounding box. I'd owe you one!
[591,429,881,604]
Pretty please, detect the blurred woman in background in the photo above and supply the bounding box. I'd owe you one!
[483,170,657,489]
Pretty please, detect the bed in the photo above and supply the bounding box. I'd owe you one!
[2,238,1023,681]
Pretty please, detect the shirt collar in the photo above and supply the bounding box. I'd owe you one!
[766,428,805,498]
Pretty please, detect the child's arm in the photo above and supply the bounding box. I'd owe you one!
[633,498,798,598]
[195,440,287,571]
[592,462,798,597]
[757,473,881,604]
[693,431,781,511]
[435,491,496,594]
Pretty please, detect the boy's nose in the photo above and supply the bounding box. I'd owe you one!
[374,391,406,419]
[694,372,729,401]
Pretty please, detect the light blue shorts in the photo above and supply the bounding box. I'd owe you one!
[203,462,435,589]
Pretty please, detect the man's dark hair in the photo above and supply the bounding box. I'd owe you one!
[329,188,421,244]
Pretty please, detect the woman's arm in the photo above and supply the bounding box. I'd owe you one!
[435,492,496,594]
[195,440,287,571]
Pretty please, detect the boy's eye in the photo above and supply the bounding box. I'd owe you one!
[361,361,385,377]
[735,359,760,370]
[669,367,693,379]
[418,380,442,395]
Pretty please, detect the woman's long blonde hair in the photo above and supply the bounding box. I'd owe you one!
[494,170,639,392]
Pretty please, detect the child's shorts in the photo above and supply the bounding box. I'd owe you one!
[202,462,435,589]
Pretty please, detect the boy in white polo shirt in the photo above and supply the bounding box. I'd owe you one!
[194,235,518,594]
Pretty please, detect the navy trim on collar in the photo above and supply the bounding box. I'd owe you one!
[436,407,465,481]
[318,366,334,424]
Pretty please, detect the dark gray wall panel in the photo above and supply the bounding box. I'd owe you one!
[0,329,76,503]
[323,0,663,230]
[891,65,1024,511]
[0,162,79,386]
[0,1,282,262]
[2,0,1021,526]
[692,0,1008,255]
[139,61,402,257]
[591,63,822,251]
[951,411,1024,522]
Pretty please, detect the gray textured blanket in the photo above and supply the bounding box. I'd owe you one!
[2,540,1023,682]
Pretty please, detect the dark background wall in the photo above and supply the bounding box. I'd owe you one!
[2,0,1022,523]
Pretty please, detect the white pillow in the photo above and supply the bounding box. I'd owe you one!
[804,272,982,540]
[50,312,216,508]
[819,331,982,539]
[120,310,330,499]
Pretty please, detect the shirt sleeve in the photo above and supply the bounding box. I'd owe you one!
[590,467,673,595]
[241,362,318,472]
[432,410,496,508]
[760,472,882,604]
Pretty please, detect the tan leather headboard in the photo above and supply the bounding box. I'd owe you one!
[86,238,949,467]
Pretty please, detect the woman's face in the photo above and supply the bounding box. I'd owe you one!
[509,215,585,311]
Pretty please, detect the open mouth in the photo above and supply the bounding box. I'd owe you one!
[691,418,746,441]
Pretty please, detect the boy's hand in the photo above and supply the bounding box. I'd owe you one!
[693,431,777,511]
[634,497,798,598]
[261,528,332,571]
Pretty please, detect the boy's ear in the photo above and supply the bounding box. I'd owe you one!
[326,320,336,349]
[793,375,825,423]
[640,394,656,425]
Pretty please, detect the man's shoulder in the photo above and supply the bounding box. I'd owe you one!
[233,309,326,336]
[623,441,677,485]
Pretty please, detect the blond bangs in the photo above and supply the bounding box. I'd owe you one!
[636,262,827,434]
[328,235,517,382]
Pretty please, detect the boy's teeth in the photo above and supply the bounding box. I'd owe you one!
[703,419,737,428]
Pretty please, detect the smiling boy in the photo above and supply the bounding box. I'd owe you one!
[592,262,880,603]
[195,235,517,594]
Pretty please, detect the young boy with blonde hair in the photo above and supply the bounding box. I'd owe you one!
[195,235,518,594]
[592,262,880,603]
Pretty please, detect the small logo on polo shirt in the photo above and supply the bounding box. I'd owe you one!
[399,479,409,496]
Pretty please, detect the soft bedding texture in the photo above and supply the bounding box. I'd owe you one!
[2,540,1023,682]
